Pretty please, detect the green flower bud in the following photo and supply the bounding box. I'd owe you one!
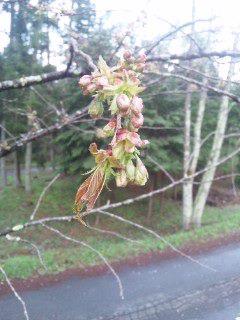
[102,119,116,137]
[115,169,128,187]
[126,160,135,182]
[88,100,104,119]
[112,141,125,159]
[134,157,148,186]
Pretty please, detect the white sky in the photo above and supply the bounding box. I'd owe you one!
[1,0,240,76]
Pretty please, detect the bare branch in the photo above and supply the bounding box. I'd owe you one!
[0,106,88,158]
[145,19,211,55]
[75,49,98,73]
[147,155,175,182]
[2,144,240,237]
[30,173,61,221]
[147,50,240,62]
[41,223,124,300]
[0,47,95,92]
[20,238,47,271]
[147,71,240,103]
[0,69,83,92]
[0,266,30,320]
[99,210,216,272]
[88,225,141,244]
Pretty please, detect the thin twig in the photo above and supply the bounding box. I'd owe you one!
[41,223,124,299]
[0,266,29,320]
[30,173,61,221]
[2,144,240,237]
[20,239,47,271]
[88,225,141,244]
[5,234,47,271]
[147,155,175,182]
[99,210,216,272]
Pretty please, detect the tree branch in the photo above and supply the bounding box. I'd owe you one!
[0,266,30,320]
[147,50,240,62]
[41,223,124,299]
[0,106,88,158]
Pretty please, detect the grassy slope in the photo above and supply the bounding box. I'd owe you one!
[0,173,240,280]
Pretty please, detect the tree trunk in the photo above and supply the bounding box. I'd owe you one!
[182,0,196,230]
[193,38,238,227]
[49,134,55,170]
[182,89,193,230]
[13,151,21,187]
[189,76,208,175]
[0,122,7,187]
[25,142,32,193]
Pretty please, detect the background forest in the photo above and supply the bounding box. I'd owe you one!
[1,0,240,310]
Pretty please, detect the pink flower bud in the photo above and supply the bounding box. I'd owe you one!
[119,108,130,117]
[116,94,130,111]
[131,113,144,128]
[96,76,109,88]
[131,76,140,85]
[86,83,97,94]
[123,51,132,60]
[102,119,116,137]
[138,53,147,63]
[79,75,92,87]
[142,139,149,147]
[136,63,145,71]
[116,128,128,141]
[114,78,123,85]
[131,96,144,115]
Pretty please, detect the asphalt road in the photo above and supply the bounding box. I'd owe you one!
[1,242,240,320]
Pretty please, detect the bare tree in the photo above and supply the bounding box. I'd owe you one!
[192,35,239,227]
[0,121,8,187]
[24,116,33,193]
[13,151,22,187]
[182,0,196,230]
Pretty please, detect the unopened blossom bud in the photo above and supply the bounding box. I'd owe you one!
[134,157,148,186]
[131,113,144,128]
[131,96,144,115]
[96,128,105,139]
[79,75,92,87]
[102,119,116,137]
[138,53,147,63]
[142,139,150,147]
[128,123,139,132]
[136,63,145,71]
[112,141,125,158]
[86,83,97,94]
[123,51,132,60]
[115,169,128,187]
[131,76,140,85]
[96,76,109,88]
[119,108,130,117]
[88,100,104,119]
[116,94,130,111]
[114,78,123,85]
[126,160,135,182]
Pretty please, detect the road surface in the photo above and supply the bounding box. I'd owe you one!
[1,242,240,320]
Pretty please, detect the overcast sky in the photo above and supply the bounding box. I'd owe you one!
[1,0,240,76]
[1,0,240,48]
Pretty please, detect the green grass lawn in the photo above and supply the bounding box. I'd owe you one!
[1,172,240,280]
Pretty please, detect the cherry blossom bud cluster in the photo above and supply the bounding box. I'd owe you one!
[75,52,149,218]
